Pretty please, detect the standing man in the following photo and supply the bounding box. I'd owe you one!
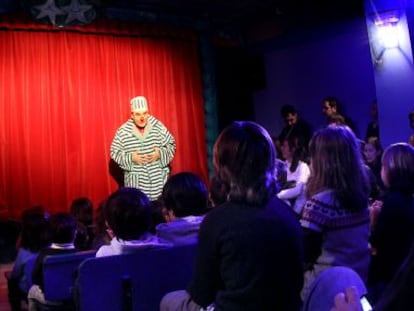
[111,96,176,201]
[322,96,357,134]
[277,104,312,150]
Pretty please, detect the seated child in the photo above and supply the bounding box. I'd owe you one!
[6,206,50,311]
[156,172,208,246]
[28,212,78,310]
[96,187,171,257]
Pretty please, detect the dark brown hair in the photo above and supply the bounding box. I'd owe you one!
[213,121,277,206]
[104,187,151,240]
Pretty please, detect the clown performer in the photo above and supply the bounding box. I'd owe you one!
[111,96,176,200]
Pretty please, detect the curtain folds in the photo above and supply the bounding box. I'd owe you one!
[0,15,207,218]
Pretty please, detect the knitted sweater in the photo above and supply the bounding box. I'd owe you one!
[300,190,370,298]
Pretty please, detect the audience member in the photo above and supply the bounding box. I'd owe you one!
[96,187,171,257]
[149,198,166,233]
[277,104,313,152]
[161,121,304,311]
[156,172,208,246]
[300,125,370,300]
[70,197,94,250]
[277,136,310,215]
[363,137,384,200]
[365,100,379,140]
[367,143,414,303]
[322,96,357,134]
[91,200,110,250]
[6,207,50,311]
[27,212,78,310]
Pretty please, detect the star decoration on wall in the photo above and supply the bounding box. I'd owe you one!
[31,0,64,26]
[28,0,99,27]
[61,0,95,25]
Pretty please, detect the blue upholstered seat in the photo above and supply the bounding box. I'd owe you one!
[76,244,197,311]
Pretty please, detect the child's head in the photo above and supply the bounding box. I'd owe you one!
[20,206,50,252]
[49,212,77,244]
[161,172,208,220]
[104,187,151,240]
[381,143,414,193]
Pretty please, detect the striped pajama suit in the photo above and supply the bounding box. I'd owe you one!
[110,116,176,200]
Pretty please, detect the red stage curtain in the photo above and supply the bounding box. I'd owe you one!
[0,16,208,218]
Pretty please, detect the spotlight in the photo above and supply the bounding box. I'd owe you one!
[375,14,400,49]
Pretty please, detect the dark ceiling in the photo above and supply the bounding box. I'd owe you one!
[103,0,365,43]
[0,0,365,44]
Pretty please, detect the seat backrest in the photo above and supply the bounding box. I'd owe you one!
[42,250,96,301]
[76,244,196,311]
[302,266,368,311]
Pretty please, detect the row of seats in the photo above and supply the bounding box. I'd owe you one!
[26,244,196,311]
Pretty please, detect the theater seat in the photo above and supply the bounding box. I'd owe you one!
[27,250,96,311]
[76,244,196,311]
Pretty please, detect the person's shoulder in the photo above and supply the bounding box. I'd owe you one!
[18,247,37,257]
[306,190,336,208]
[96,244,113,257]
[201,202,238,226]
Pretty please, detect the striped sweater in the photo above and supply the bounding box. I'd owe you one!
[110,116,176,200]
[300,190,370,299]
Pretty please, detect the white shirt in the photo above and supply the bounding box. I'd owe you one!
[96,233,172,257]
[277,160,310,214]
